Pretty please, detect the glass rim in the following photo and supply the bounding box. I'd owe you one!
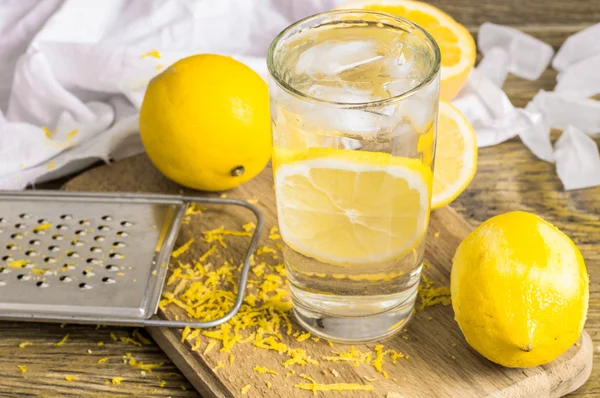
[266,9,441,109]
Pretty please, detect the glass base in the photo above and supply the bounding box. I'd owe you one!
[291,283,418,344]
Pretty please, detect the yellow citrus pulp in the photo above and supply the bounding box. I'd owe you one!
[337,0,476,100]
[139,54,271,191]
[427,100,477,209]
[451,211,589,368]
[273,147,432,265]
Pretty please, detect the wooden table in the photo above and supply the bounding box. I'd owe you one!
[1,1,599,396]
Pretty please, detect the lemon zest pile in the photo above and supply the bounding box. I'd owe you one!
[124,353,163,372]
[54,334,69,347]
[172,238,195,258]
[111,377,123,385]
[269,227,281,240]
[294,374,374,394]
[418,275,451,311]
[203,226,252,248]
[295,332,311,342]
[253,366,279,375]
[242,222,256,232]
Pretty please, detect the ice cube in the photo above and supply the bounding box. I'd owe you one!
[526,90,600,135]
[452,94,493,124]
[306,84,376,103]
[555,54,600,98]
[460,69,514,120]
[554,125,600,190]
[478,22,554,80]
[295,40,380,77]
[552,23,600,72]
[477,47,510,87]
[515,109,554,163]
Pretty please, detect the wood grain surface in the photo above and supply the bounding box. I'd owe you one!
[1,2,599,397]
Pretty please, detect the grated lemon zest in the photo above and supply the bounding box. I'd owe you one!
[98,357,109,364]
[141,50,161,59]
[17,365,27,373]
[110,333,118,341]
[242,222,256,232]
[268,227,280,240]
[120,337,142,347]
[418,275,451,311]
[54,334,69,347]
[19,342,32,348]
[65,376,79,381]
[33,223,52,232]
[296,332,311,342]
[253,366,279,375]
[203,340,217,355]
[295,374,374,394]
[111,377,123,385]
[172,238,195,258]
[241,384,251,395]
[212,361,225,372]
[181,326,191,342]
[132,329,152,345]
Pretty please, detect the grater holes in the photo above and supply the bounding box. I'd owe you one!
[71,240,84,247]
[98,225,110,232]
[82,270,95,277]
[66,251,80,258]
[19,213,31,219]
[30,239,41,246]
[105,265,119,272]
[79,219,91,226]
[0,267,8,274]
[102,216,112,221]
[90,246,102,253]
[94,235,106,242]
[109,253,124,259]
[0,281,5,287]
[52,234,64,241]
[59,275,72,282]
[116,231,129,238]
[6,243,17,251]
[0,218,6,223]
[61,264,76,271]
[15,223,26,229]
[113,241,126,248]
[75,230,87,236]
[2,255,13,262]
[11,233,23,240]
[44,257,57,264]
[56,224,68,230]
[102,277,116,284]
[121,221,133,227]
[79,282,92,290]
[36,281,49,288]
[37,219,49,224]
[17,274,30,281]
[48,246,60,252]
[60,214,72,220]
[25,250,38,257]
[87,258,102,265]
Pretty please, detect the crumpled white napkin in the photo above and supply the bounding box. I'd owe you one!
[0,0,346,189]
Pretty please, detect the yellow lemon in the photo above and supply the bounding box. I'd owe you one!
[451,211,589,368]
[139,54,271,191]
[337,0,476,100]
[273,147,432,265]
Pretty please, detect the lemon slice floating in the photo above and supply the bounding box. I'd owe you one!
[337,0,476,100]
[274,148,432,265]
[430,100,477,209]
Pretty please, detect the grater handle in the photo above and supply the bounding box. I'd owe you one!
[143,196,264,329]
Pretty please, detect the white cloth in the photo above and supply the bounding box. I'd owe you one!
[0,0,346,189]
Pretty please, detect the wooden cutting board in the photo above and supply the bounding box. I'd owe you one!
[64,154,592,398]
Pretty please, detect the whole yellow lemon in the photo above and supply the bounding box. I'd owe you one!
[451,211,589,368]
[139,54,271,191]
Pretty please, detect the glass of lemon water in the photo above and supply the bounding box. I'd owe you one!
[267,10,440,343]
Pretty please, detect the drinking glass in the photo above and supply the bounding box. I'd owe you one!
[267,10,440,343]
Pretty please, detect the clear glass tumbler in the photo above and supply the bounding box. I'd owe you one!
[267,10,440,343]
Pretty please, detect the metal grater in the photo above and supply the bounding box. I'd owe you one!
[0,191,263,328]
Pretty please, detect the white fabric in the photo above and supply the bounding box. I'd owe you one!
[0,0,346,189]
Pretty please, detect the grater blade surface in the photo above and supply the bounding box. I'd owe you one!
[0,192,185,322]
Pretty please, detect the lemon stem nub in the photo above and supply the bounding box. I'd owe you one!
[231,166,245,177]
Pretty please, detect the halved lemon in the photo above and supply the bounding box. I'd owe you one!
[429,100,477,209]
[274,148,432,265]
[337,0,476,100]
